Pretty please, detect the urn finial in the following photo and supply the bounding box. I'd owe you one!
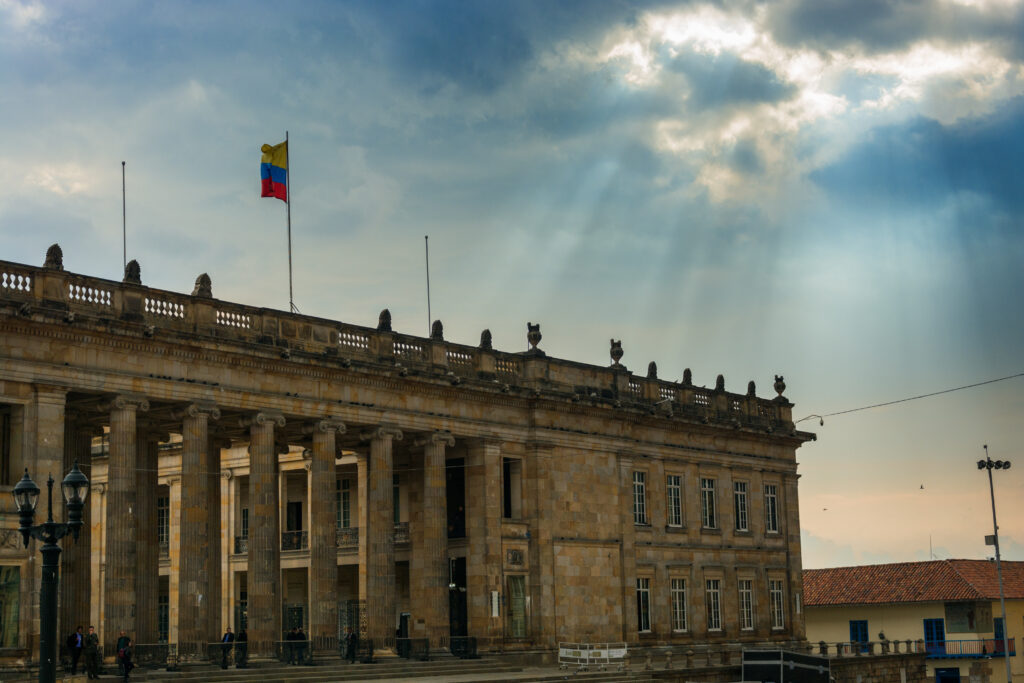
[609,339,623,366]
[191,273,212,298]
[773,375,786,397]
[44,243,63,270]
[377,309,392,332]
[123,259,141,285]
[526,322,542,352]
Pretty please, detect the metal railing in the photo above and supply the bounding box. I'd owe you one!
[282,529,308,550]
[205,641,236,668]
[337,526,358,548]
[275,639,314,665]
[450,636,479,659]
[926,638,1016,658]
[393,522,410,545]
[133,643,177,670]
[396,637,430,661]
[234,535,248,554]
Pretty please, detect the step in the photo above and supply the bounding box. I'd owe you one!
[137,659,524,683]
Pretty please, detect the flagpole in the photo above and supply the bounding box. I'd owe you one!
[286,131,297,313]
[425,235,431,335]
[121,161,126,272]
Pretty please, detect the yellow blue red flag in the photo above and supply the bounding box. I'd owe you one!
[260,141,288,201]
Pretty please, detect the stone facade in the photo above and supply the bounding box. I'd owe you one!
[0,248,814,663]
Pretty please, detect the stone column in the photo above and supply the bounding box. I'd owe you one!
[178,402,219,657]
[135,427,161,644]
[465,437,502,644]
[363,425,402,650]
[420,431,453,649]
[166,476,181,645]
[617,452,638,644]
[527,441,556,648]
[59,415,94,642]
[245,411,285,656]
[784,473,805,639]
[206,435,226,641]
[308,419,344,649]
[103,394,148,656]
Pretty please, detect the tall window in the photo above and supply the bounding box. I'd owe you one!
[666,475,683,527]
[503,458,522,519]
[734,481,748,531]
[158,594,169,643]
[157,495,170,547]
[0,405,11,484]
[636,578,652,632]
[739,579,754,630]
[705,579,722,631]
[700,478,717,529]
[770,580,785,629]
[765,484,779,533]
[240,508,249,539]
[507,576,526,638]
[633,472,648,525]
[336,478,351,528]
[671,578,688,632]
[393,474,401,524]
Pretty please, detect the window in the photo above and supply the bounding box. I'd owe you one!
[764,484,779,533]
[705,579,722,631]
[286,501,303,531]
[503,458,522,519]
[336,479,351,528]
[0,566,20,647]
[734,481,748,531]
[0,405,11,484]
[739,579,754,630]
[507,576,526,638]
[633,472,648,525]
[158,594,169,643]
[769,580,785,629]
[636,578,652,632]
[240,508,249,539]
[701,478,717,529]
[157,495,170,547]
[393,474,400,524]
[671,578,688,632]
[850,619,868,652]
[666,475,683,527]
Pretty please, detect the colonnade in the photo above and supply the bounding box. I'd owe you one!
[56,394,457,658]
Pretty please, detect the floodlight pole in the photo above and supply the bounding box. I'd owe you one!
[980,446,1011,683]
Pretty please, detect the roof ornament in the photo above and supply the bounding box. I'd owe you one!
[377,309,392,332]
[774,375,786,398]
[191,273,212,298]
[123,259,141,285]
[647,361,657,379]
[44,244,63,270]
[479,329,492,350]
[526,322,544,355]
[430,319,443,341]
[609,339,623,367]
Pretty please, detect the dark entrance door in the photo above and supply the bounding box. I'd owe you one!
[935,668,960,683]
[448,556,468,637]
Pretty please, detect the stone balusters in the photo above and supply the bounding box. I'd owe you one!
[308,419,345,649]
[102,394,149,656]
[362,425,402,650]
[243,411,286,656]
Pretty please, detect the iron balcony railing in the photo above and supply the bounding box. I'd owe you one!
[926,638,1016,658]
[234,535,248,554]
[282,530,308,551]
[337,526,358,548]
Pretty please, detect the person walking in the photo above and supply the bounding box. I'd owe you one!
[295,626,307,665]
[83,626,100,680]
[235,629,248,668]
[220,626,234,669]
[67,625,84,674]
[118,637,134,682]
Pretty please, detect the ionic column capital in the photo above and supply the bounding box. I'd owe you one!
[303,419,346,436]
[239,411,286,429]
[100,394,150,413]
[360,425,403,442]
[174,401,221,421]
[93,483,106,495]
[415,430,455,448]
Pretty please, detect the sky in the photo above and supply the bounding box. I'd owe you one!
[1,0,1022,569]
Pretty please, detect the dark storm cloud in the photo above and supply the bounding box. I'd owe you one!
[764,0,1024,59]
[665,50,796,110]
[811,94,1024,214]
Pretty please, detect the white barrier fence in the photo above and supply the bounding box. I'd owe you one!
[558,642,628,671]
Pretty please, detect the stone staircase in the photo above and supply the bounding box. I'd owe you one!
[120,657,657,683]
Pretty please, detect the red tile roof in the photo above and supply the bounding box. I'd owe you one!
[804,560,1024,606]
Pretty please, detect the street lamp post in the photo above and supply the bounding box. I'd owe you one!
[977,446,1011,683]
[12,461,90,683]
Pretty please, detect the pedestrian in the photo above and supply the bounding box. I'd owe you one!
[286,627,298,664]
[118,637,134,682]
[295,626,307,664]
[344,626,357,664]
[84,625,100,679]
[235,628,248,668]
[220,626,234,669]
[115,630,129,654]
[67,625,84,674]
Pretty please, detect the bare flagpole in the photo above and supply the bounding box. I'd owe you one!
[286,131,298,313]
[121,161,126,272]
[425,235,432,335]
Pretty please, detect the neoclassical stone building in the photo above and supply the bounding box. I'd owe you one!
[0,246,814,663]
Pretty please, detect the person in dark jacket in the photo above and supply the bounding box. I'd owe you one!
[235,629,248,668]
[83,626,101,679]
[344,627,357,663]
[220,626,234,669]
[67,626,84,674]
[118,637,134,682]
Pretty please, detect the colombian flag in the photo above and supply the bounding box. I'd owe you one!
[260,141,288,201]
